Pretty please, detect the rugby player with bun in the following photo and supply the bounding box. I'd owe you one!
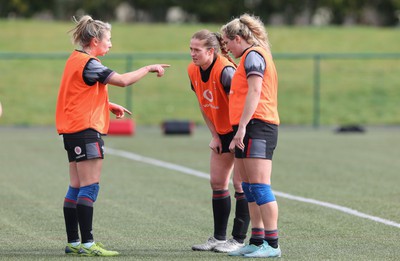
[56,15,169,257]
[221,13,281,258]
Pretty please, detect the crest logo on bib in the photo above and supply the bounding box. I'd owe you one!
[203,90,213,102]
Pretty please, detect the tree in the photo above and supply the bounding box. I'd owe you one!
[0,0,399,26]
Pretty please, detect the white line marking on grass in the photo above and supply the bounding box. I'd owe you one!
[272,191,400,228]
[107,147,400,229]
[107,147,209,179]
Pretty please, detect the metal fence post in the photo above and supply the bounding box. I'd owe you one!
[313,55,321,128]
[125,55,133,112]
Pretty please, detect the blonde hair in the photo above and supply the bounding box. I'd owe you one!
[191,29,237,66]
[69,15,111,48]
[221,13,271,52]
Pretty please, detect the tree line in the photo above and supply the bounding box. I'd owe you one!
[1,0,400,26]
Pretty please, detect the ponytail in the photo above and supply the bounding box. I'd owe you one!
[221,13,271,53]
[213,32,237,67]
[68,15,111,48]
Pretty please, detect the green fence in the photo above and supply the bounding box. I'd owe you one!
[274,52,400,127]
[1,52,399,127]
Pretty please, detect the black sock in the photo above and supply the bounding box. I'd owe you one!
[265,229,279,248]
[249,228,264,246]
[76,198,94,243]
[231,192,250,243]
[63,199,79,243]
[212,190,231,240]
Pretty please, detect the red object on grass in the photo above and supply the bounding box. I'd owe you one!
[108,119,135,136]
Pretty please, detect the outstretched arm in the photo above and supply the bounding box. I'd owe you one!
[107,64,170,87]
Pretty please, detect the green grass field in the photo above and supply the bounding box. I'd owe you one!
[0,20,400,126]
[1,126,399,260]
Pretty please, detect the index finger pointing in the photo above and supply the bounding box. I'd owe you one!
[124,108,132,115]
[160,64,171,68]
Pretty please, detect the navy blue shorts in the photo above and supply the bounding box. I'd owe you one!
[232,119,278,160]
[62,129,104,162]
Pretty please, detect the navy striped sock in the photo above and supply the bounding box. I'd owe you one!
[63,198,79,243]
[77,198,94,243]
[265,229,279,248]
[249,228,264,246]
[212,190,231,240]
[231,192,250,243]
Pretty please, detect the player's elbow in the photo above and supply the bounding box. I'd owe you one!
[115,76,131,87]
[119,80,131,87]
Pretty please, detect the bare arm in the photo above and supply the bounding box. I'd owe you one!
[232,75,262,151]
[239,75,262,129]
[197,102,223,154]
[198,103,218,138]
[107,64,170,87]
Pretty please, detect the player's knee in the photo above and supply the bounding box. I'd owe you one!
[232,178,243,192]
[250,183,276,206]
[65,186,80,201]
[210,178,229,191]
[78,183,100,202]
[242,182,255,203]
